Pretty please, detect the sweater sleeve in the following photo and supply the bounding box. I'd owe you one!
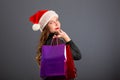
[66,40,82,60]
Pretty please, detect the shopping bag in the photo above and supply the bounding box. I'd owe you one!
[40,39,67,77]
[66,44,76,79]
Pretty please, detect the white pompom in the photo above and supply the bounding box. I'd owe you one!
[32,24,40,31]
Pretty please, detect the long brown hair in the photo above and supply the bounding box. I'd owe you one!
[35,25,50,66]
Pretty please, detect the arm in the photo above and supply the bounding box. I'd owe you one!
[54,29,82,60]
[66,40,82,60]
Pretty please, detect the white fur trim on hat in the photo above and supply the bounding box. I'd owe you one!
[39,10,59,32]
[32,24,40,31]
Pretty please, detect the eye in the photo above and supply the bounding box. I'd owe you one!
[49,21,54,24]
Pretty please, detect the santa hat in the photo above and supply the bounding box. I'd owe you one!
[29,10,59,32]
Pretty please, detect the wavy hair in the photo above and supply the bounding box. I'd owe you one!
[35,25,50,66]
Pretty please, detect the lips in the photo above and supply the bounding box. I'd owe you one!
[55,28,59,30]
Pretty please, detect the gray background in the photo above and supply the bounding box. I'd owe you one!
[0,0,120,80]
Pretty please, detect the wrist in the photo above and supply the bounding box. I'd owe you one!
[64,36,71,42]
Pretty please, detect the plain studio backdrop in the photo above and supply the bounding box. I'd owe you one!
[0,0,120,80]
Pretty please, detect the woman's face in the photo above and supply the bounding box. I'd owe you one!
[47,16,61,33]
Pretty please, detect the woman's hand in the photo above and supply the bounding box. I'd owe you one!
[53,29,71,42]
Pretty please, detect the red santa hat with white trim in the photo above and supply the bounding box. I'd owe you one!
[29,10,59,32]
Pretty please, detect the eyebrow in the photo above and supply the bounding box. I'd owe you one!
[48,20,54,23]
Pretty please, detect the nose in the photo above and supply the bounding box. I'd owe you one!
[54,21,58,26]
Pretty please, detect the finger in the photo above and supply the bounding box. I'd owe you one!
[60,29,64,33]
[57,35,61,38]
[57,30,61,34]
[53,36,55,38]
[59,29,62,32]
[60,29,63,32]
[53,35,57,38]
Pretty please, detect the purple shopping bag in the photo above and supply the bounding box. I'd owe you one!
[40,44,67,77]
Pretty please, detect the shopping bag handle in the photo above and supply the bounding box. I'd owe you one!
[51,38,59,45]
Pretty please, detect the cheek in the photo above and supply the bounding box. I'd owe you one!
[58,22,61,28]
[48,25,56,32]
[55,22,61,29]
[59,23,61,28]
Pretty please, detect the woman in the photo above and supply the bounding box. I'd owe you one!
[29,10,82,80]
